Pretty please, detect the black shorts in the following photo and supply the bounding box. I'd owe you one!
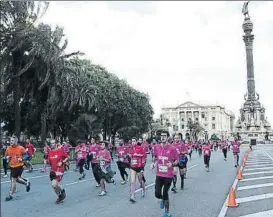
[10,166,24,178]
[131,167,144,173]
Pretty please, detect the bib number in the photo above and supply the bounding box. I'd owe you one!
[91,153,96,158]
[158,165,168,173]
[119,158,124,162]
[205,150,210,155]
[78,152,82,158]
[132,159,138,165]
[100,160,105,166]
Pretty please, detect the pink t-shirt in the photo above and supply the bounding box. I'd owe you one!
[154,144,179,178]
[62,144,70,153]
[89,144,100,164]
[232,141,240,153]
[203,145,211,156]
[44,145,51,155]
[75,144,87,160]
[116,146,129,162]
[130,145,147,168]
[98,149,111,167]
[221,141,228,149]
[142,142,149,153]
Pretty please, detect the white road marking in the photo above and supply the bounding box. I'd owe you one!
[246,162,273,165]
[246,160,272,163]
[244,171,273,176]
[1,170,74,184]
[246,164,273,168]
[217,166,240,217]
[236,193,273,203]
[244,167,273,171]
[239,209,273,217]
[241,176,273,182]
[63,178,94,186]
[238,183,273,191]
[264,151,273,161]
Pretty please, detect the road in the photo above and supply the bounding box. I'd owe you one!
[1,145,262,217]
[220,145,273,217]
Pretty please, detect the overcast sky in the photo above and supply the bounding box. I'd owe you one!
[42,1,273,124]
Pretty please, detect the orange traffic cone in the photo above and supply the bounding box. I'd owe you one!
[237,168,243,180]
[227,187,238,207]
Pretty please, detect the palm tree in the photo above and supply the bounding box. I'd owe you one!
[0,1,49,137]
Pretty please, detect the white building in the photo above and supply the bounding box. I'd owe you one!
[161,101,235,140]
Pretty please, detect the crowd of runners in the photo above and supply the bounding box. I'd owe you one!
[2,132,242,217]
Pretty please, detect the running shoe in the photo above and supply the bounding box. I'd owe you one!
[26,181,31,192]
[129,195,136,203]
[96,184,101,187]
[5,195,13,201]
[99,191,106,196]
[171,187,177,193]
[141,189,145,198]
[3,174,8,178]
[160,200,164,209]
[120,180,126,185]
[163,212,172,217]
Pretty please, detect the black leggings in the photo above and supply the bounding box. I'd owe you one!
[222,148,227,158]
[91,163,101,184]
[3,158,8,175]
[77,159,86,174]
[155,176,172,201]
[204,155,210,167]
[117,161,129,181]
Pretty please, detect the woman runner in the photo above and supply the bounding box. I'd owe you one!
[203,142,212,172]
[151,131,179,217]
[129,137,147,203]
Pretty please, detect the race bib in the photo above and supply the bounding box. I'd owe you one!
[132,159,138,165]
[100,160,105,166]
[158,165,168,173]
[119,158,124,162]
[205,150,210,155]
[91,152,96,158]
[77,152,82,158]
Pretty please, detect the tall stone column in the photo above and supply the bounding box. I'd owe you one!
[242,16,256,101]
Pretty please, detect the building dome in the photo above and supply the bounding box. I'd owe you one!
[242,17,253,34]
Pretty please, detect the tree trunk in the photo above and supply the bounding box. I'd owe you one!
[13,51,21,139]
[41,109,47,144]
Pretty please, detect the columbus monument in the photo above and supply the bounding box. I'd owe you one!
[235,1,272,137]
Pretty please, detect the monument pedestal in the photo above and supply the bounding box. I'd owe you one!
[235,3,272,138]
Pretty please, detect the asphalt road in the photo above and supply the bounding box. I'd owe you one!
[1,147,250,217]
[220,144,273,217]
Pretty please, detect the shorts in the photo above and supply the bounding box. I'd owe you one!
[10,166,24,178]
[131,167,144,173]
[233,152,239,155]
[49,171,63,182]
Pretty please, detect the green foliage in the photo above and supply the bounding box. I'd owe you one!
[0,2,154,143]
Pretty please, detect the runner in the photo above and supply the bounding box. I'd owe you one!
[116,139,129,184]
[75,141,87,180]
[89,137,101,187]
[151,131,179,217]
[129,137,147,203]
[47,140,69,204]
[203,142,211,172]
[221,140,228,161]
[85,141,92,170]
[232,138,241,167]
[139,138,148,183]
[24,139,36,172]
[186,141,193,161]
[5,135,31,201]
[97,141,116,196]
[41,141,51,173]
[2,141,9,178]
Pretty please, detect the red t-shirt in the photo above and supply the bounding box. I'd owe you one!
[48,149,68,173]
[25,143,35,156]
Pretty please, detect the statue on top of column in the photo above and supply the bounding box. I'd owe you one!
[242,1,250,18]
